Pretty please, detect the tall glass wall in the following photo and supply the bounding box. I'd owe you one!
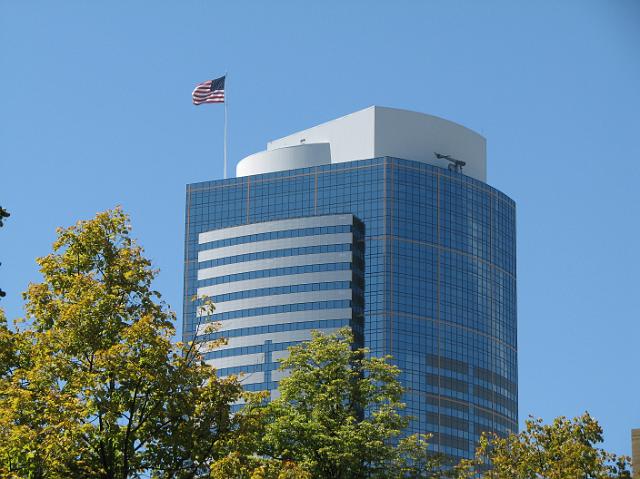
[193,214,365,395]
[184,157,517,460]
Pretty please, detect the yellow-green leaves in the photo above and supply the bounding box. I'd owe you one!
[475,413,632,479]
[233,328,449,479]
[0,209,244,478]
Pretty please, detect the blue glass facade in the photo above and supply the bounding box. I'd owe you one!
[183,157,516,459]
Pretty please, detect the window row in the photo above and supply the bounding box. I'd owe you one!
[202,299,353,322]
[211,281,353,303]
[198,262,353,287]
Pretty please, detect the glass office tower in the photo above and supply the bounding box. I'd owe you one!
[183,107,517,460]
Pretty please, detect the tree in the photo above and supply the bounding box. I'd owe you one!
[475,412,631,479]
[232,328,449,479]
[0,208,245,478]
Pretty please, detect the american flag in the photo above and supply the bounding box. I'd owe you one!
[192,76,225,105]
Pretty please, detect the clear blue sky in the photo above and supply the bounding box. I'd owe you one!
[1,0,639,457]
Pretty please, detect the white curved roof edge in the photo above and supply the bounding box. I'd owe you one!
[236,142,330,177]
[236,106,487,182]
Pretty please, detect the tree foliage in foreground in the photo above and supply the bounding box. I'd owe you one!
[0,207,632,479]
[0,209,244,478]
[474,412,631,479]
[217,328,453,479]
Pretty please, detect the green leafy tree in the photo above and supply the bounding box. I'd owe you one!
[0,208,245,479]
[231,328,450,479]
[209,452,311,479]
[207,387,314,479]
[0,310,16,377]
[475,412,631,479]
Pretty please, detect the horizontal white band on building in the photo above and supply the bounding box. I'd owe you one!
[236,371,264,385]
[198,232,353,263]
[203,328,338,352]
[199,214,355,244]
[197,308,353,335]
[197,288,353,317]
[218,372,264,385]
[197,251,353,281]
[197,270,353,298]
[271,350,290,362]
[271,369,291,382]
[205,352,265,370]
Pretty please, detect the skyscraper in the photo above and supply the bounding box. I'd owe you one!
[183,106,517,460]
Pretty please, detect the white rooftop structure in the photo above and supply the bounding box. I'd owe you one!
[236,106,487,182]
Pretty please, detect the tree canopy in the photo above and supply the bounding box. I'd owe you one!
[474,412,631,479]
[218,328,450,479]
[0,209,244,478]
[0,208,631,479]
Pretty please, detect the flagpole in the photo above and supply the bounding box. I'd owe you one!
[223,71,228,179]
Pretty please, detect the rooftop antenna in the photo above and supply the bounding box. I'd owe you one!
[435,152,466,173]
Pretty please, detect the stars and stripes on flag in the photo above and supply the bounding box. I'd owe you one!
[192,75,225,105]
